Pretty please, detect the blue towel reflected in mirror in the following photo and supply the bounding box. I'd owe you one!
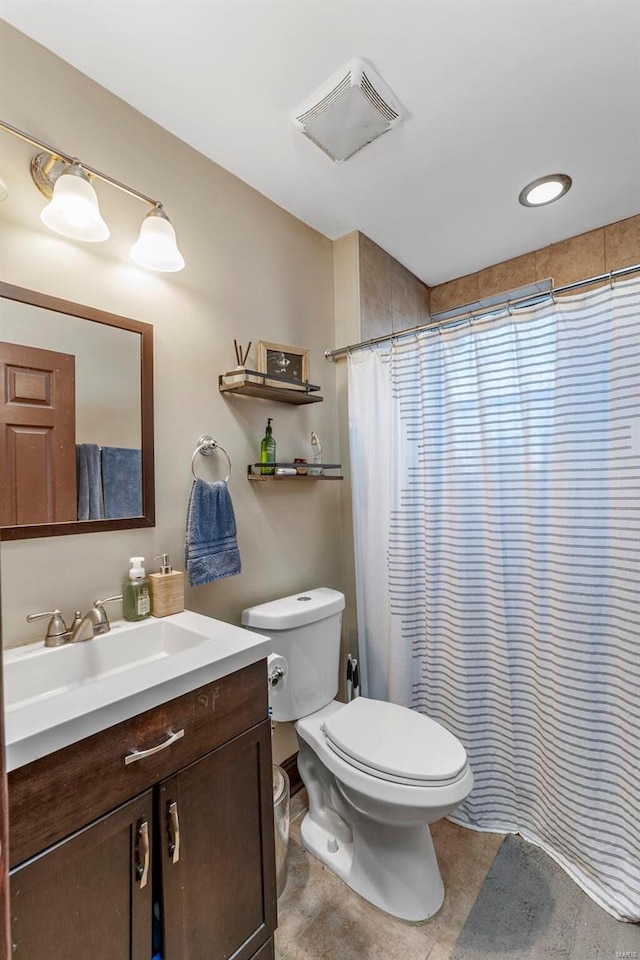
[75,444,142,520]
[102,447,142,519]
[76,443,104,520]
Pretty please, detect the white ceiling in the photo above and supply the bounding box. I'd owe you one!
[2,0,639,285]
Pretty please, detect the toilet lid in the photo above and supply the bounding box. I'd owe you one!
[323,698,467,784]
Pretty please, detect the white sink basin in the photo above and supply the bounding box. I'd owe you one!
[4,611,271,771]
[5,619,205,709]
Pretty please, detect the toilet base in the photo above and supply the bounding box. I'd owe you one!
[299,806,445,922]
[294,703,472,922]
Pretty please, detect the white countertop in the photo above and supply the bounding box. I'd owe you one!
[4,610,271,771]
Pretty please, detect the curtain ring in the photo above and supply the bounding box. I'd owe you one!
[609,270,615,290]
[467,313,474,327]
[506,300,514,317]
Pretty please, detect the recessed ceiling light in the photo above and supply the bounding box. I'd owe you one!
[519,174,572,207]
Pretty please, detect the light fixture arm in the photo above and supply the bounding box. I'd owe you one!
[0,117,161,208]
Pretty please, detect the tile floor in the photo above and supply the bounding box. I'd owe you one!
[275,790,505,960]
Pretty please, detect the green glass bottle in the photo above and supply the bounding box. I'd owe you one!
[260,418,276,475]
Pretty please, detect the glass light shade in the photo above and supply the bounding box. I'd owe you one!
[130,209,185,272]
[40,166,110,241]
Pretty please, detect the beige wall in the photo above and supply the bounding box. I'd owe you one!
[0,23,342,763]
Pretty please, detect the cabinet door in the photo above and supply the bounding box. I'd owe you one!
[160,720,276,960]
[10,791,152,960]
[250,938,275,960]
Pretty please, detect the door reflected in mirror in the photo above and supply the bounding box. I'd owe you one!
[0,282,154,540]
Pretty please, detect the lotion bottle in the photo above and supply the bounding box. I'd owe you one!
[309,430,324,476]
[123,557,151,622]
[149,553,185,618]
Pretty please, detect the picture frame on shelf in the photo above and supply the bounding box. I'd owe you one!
[256,341,309,389]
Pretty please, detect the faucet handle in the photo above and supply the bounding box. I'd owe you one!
[92,595,124,631]
[26,609,69,646]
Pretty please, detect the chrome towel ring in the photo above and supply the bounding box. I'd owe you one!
[191,435,232,483]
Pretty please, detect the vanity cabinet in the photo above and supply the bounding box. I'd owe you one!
[160,722,274,960]
[10,792,153,960]
[8,660,277,960]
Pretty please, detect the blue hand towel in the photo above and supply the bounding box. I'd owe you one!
[76,444,104,520]
[102,447,142,519]
[185,479,241,586]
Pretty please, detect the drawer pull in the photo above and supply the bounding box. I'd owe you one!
[124,729,185,765]
[135,819,150,889]
[168,800,180,864]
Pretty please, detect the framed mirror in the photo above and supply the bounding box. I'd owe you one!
[0,281,154,541]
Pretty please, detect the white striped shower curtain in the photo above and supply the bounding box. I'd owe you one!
[348,278,640,921]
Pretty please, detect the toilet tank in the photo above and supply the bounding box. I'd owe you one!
[241,588,345,722]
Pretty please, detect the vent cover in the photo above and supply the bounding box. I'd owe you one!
[291,57,404,163]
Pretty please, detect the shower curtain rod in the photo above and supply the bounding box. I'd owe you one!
[324,261,640,362]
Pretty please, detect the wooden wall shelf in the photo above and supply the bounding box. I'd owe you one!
[219,369,323,405]
[248,474,343,482]
[247,463,343,482]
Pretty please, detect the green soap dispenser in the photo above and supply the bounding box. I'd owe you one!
[123,556,151,622]
[260,418,276,475]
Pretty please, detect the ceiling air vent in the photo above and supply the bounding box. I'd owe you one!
[291,57,404,163]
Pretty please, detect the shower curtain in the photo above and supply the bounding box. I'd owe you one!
[348,278,640,922]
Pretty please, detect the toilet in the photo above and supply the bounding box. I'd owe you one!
[241,588,474,921]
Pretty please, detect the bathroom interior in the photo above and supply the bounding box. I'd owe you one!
[0,2,638,959]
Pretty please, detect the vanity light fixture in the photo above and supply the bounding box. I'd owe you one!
[519,173,572,207]
[130,206,185,273]
[0,119,185,272]
[37,159,110,242]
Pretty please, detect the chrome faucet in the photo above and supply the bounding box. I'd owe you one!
[26,596,123,647]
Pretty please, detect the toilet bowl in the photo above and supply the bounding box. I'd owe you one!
[241,588,473,921]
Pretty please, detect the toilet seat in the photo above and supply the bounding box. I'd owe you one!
[322,697,468,786]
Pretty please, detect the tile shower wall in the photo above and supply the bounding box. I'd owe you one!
[359,233,431,339]
[430,214,640,315]
[358,215,639,335]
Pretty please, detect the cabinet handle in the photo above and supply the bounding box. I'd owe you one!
[124,729,185,765]
[167,801,180,864]
[135,819,150,889]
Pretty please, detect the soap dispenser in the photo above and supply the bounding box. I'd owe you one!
[149,553,185,618]
[123,557,151,622]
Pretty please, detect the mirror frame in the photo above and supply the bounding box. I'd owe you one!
[0,280,154,541]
